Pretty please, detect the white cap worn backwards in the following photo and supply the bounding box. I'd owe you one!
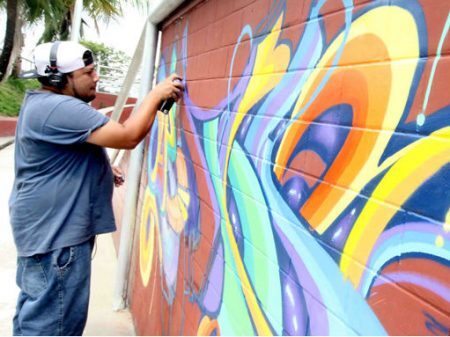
[20,41,94,79]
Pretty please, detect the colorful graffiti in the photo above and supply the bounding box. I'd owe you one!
[134,0,450,335]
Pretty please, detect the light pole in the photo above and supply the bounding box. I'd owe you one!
[71,0,83,42]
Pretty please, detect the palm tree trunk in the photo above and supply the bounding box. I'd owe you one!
[0,0,18,82]
[9,8,24,77]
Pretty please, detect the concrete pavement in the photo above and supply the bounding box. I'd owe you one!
[0,138,135,336]
[0,139,18,335]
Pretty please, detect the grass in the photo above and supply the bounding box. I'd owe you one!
[0,77,40,117]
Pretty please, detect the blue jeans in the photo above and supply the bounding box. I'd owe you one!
[13,237,95,336]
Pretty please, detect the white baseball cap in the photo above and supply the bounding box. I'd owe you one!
[20,41,94,79]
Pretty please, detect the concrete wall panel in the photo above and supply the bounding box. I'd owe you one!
[128,0,450,335]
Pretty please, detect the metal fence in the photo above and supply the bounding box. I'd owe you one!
[97,64,140,97]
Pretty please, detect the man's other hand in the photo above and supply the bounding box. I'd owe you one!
[112,166,125,187]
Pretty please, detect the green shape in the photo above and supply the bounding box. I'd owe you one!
[218,235,255,335]
[228,141,282,333]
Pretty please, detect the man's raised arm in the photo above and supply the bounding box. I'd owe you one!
[87,73,183,149]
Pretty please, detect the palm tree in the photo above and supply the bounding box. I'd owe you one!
[0,0,138,82]
[38,0,123,43]
[0,0,21,81]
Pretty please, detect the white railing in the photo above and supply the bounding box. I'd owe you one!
[97,64,140,97]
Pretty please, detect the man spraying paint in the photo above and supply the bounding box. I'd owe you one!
[9,40,183,335]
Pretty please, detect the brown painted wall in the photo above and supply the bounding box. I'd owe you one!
[0,117,18,136]
[91,92,136,124]
[125,0,450,335]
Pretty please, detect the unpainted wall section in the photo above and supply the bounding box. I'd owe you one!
[128,0,450,335]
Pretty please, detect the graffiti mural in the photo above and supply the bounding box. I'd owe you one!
[132,0,450,335]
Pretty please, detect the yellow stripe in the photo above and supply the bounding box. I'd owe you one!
[279,6,419,234]
[215,15,291,336]
[151,113,165,183]
[341,127,450,286]
[178,187,190,207]
[177,193,188,221]
[139,188,157,287]
[222,211,273,335]
[444,209,450,232]
[197,316,220,336]
[162,120,168,211]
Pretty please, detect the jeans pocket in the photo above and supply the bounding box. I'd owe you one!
[53,246,75,272]
[21,256,48,298]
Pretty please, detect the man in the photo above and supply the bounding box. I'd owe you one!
[9,40,183,335]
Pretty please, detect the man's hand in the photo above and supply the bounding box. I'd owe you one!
[112,166,125,187]
[152,73,184,104]
[87,73,185,150]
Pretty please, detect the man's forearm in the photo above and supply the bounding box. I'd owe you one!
[87,74,182,149]
[122,90,161,145]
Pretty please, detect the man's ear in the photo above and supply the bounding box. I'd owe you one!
[60,74,74,94]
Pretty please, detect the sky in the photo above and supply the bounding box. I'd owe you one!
[0,3,147,61]
[82,4,147,56]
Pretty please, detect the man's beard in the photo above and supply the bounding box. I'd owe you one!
[77,93,96,103]
[73,84,96,103]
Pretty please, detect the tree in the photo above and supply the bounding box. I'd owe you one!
[0,0,143,82]
[79,40,136,94]
[0,0,20,81]
[38,0,123,43]
[0,0,45,81]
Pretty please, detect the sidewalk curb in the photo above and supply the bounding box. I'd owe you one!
[0,139,14,151]
[0,117,18,137]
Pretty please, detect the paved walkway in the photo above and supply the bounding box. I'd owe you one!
[0,138,135,336]
[0,139,18,335]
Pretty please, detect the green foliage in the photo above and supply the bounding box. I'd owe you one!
[36,0,124,43]
[78,40,132,93]
[80,40,113,66]
[0,77,39,117]
[1,0,146,83]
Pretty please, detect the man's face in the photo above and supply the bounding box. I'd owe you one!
[66,64,99,103]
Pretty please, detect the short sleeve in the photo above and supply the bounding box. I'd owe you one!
[43,97,109,144]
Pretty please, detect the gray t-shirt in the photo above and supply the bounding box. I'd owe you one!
[9,90,116,256]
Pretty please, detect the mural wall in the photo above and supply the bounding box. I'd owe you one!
[129,0,450,335]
